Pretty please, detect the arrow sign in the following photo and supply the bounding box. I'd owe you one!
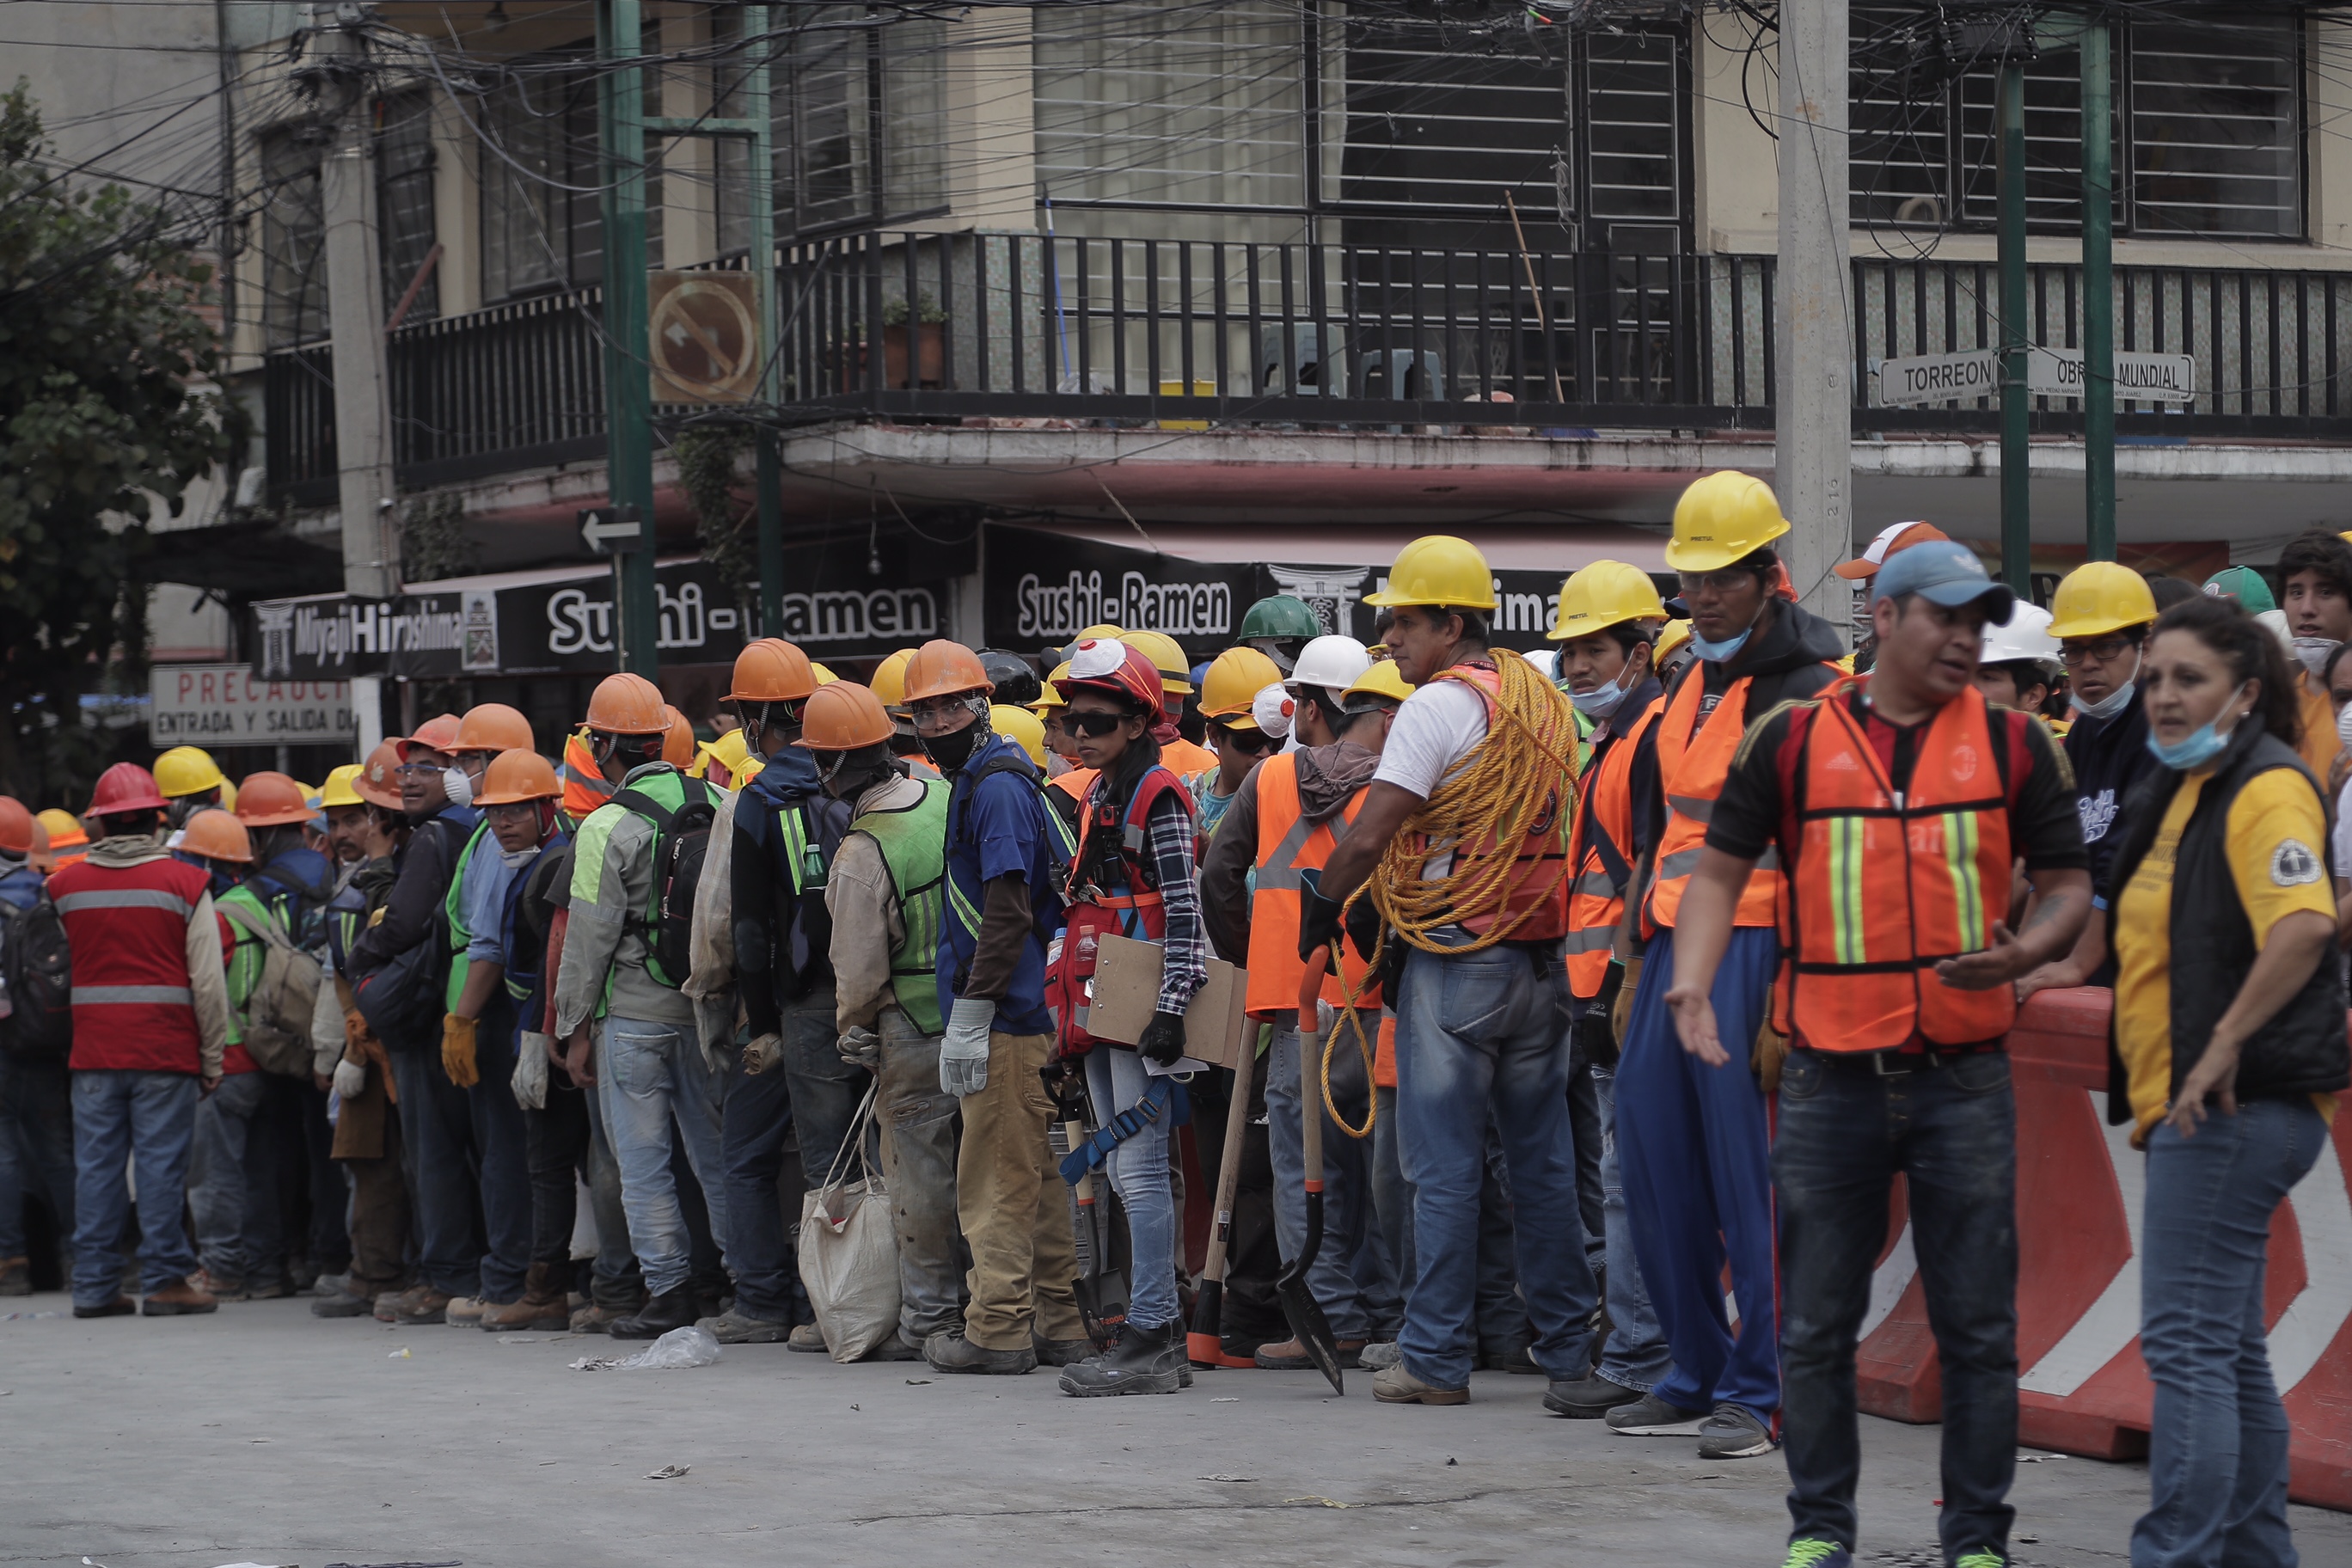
[579,505,643,557]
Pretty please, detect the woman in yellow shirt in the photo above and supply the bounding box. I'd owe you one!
[2104,596,2348,1568]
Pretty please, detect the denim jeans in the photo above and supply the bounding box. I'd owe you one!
[1592,1066,1671,1393]
[289,1078,350,1276]
[2134,1095,2327,1568]
[0,1050,77,1263]
[1565,1041,1606,1270]
[575,1071,644,1308]
[873,1009,965,1344]
[468,1017,532,1302]
[1373,1088,1537,1354]
[1774,1047,2020,1560]
[1393,940,1596,1389]
[69,1069,199,1304]
[388,1044,485,1298]
[189,1071,279,1285]
[721,1048,799,1322]
[598,1014,730,1297]
[779,985,867,1187]
[1084,1044,1179,1331]
[1267,1020,1399,1340]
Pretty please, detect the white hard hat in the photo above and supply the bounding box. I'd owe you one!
[1980,601,2061,672]
[1284,634,1373,696]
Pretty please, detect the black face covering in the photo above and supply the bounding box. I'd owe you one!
[922,718,984,773]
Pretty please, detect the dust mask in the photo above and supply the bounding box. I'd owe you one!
[442,766,475,810]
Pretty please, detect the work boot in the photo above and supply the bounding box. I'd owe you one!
[1031,1331,1093,1368]
[372,1290,402,1323]
[482,1265,572,1332]
[569,1300,634,1335]
[1058,1319,1185,1397]
[1544,1373,1645,1418]
[608,1289,698,1340]
[444,1295,490,1326]
[190,1267,248,1303]
[392,1285,453,1326]
[311,1280,377,1319]
[787,1322,829,1353]
[142,1280,219,1315]
[1604,1392,1710,1435]
[247,1271,291,1301]
[1371,1363,1469,1406]
[864,1335,922,1363]
[73,1295,137,1319]
[925,1327,1036,1375]
[1359,1341,1402,1370]
[0,1256,30,1295]
[697,1307,793,1344]
[1253,1335,1366,1371]
[1695,1402,1776,1460]
[1479,1340,1544,1375]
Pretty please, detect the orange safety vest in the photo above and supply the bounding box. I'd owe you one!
[1050,767,1095,801]
[1420,661,1573,944]
[560,730,616,822]
[1645,670,1785,933]
[1161,736,1220,778]
[1564,697,1661,1000]
[1778,679,2017,1052]
[1244,753,1371,1017]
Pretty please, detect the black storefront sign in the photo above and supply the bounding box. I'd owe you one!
[1258,564,1591,651]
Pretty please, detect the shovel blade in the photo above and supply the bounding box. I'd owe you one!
[1274,1191,1345,1395]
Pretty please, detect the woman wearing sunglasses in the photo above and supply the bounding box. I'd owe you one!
[1188,646,1286,846]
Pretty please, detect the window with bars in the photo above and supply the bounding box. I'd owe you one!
[1850,10,2302,239]
[769,6,948,238]
[376,94,438,324]
[477,45,665,302]
[259,126,329,348]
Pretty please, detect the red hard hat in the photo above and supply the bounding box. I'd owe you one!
[89,762,171,816]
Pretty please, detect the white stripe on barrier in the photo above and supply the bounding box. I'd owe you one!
[2021,1110,2147,1397]
[2265,1132,2352,1393]
[1862,1220,1918,1343]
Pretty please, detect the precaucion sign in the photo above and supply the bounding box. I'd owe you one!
[1872,346,2196,407]
[149,665,353,747]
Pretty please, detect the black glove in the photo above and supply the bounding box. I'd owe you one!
[1297,867,1344,965]
[1344,891,1382,964]
[1137,1009,1188,1066]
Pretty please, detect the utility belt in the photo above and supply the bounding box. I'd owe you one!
[1798,1040,2004,1077]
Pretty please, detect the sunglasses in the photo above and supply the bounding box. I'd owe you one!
[1056,710,1133,738]
[1215,725,1276,754]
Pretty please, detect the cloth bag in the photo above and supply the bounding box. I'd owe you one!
[796,1083,901,1363]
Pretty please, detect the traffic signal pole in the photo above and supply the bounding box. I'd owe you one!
[1997,60,2031,597]
[597,0,661,676]
[2081,21,2117,561]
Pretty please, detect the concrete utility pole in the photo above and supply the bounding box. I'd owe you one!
[2080,20,2116,560]
[1996,59,2031,593]
[1773,0,1851,634]
[316,6,401,603]
[597,0,662,676]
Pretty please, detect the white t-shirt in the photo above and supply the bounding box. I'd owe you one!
[2333,775,2352,891]
[1372,678,1490,883]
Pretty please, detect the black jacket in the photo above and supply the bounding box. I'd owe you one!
[346,810,475,978]
[2064,688,2156,892]
[1684,597,1846,715]
[2100,723,2349,1121]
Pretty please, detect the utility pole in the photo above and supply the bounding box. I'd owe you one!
[597,0,661,676]
[1773,0,1851,634]
[1997,59,2031,595]
[2080,21,2116,561]
[744,3,786,639]
[316,7,398,603]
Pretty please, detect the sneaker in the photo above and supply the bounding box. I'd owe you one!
[1032,1332,1094,1368]
[1543,1373,1644,1418]
[1254,1336,1366,1371]
[1696,1402,1776,1459]
[1604,1392,1710,1435]
[698,1307,793,1344]
[142,1280,219,1315]
[1358,1340,1402,1371]
[787,1322,829,1353]
[392,1286,452,1326]
[1779,1541,1853,1568]
[1953,1553,2006,1568]
[1371,1363,1469,1406]
[925,1327,1037,1375]
[0,1256,31,1296]
[190,1268,248,1303]
[73,1295,137,1319]
[444,1295,490,1326]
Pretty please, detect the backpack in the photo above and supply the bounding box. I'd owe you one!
[218,897,326,1079]
[1,895,74,1058]
[611,784,718,989]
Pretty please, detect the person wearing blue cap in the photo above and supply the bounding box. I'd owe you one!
[1659,540,2094,1568]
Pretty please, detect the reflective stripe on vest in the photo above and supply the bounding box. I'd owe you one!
[1564,699,1659,998]
[443,820,490,1012]
[1645,671,1781,932]
[1421,662,1573,944]
[73,983,195,1005]
[851,778,949,1036]
[1781,682,2017,1052]
[54,887,193,917]
[1244,753,1367,1016]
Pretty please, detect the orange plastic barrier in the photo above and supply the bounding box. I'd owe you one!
[1852,988,2352,1511]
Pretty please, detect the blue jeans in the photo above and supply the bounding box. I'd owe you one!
[2135,1096,2326,1568]
[1774,1047,2020,1560]
[1393,940,1596,1389]
[188,1071,279,1285]
[577,1076,645,1307]
[598,1014,730,1297]
[389,1045,484,1298]
[0,1050,76,1263]
[1084,1045,1179,1331]
[469,1017,531,1302]
[780,986,867,1187]
[69,1069,199,1304]
[1618,927,1780,1418]
[1267,1020,1399,1341]
[1593,1066,1670,1393]
[721,1048,799,1322]
[874,1008,965,1344]
[1371,1084,1527,1352]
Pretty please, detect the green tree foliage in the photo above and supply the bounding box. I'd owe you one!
[0,84,242,802]
[675,423,754,615]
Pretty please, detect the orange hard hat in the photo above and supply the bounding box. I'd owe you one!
[794,683,895,752]
[475,748,560,805]
[585,673,668,735]
[0,797,32,856]
[181,807,253,865]
[233,771,316,828]
[660,706,695,767]
[455,702,535,755]
[354,741,405,809]
[396,713,464,762]
[901,640,994,704]
[729,639,817,703]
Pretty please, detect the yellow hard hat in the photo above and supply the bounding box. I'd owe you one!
[1121,629,1194,695]
[1032,661,1073,712]
[1342,659,1416,706]
[870,647,919,709]
[1198,647,1284,722]
[218,776,237,812]
[1653,618,1694,671]
[316,763,366,810]
[2047,560,2158,640]
[153,745,227,799]
[692,727,754,782]
[811,662,839,686]
[1666,471,1791,572]
[37,807,86,848]
[1363,536,1498,611]
[1548,560,1669,641]
[990,705,1048,768]
[1075,623,1124,641]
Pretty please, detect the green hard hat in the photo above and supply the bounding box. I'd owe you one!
[2202,565,2275,614]
[1239,594,1321,640]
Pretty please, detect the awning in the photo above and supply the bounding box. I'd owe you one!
[1012,518,1669,573]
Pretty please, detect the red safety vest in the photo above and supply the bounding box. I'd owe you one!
[51,853,212,1074]
[1420,661,1572,943]
[1045,764,1195,1055]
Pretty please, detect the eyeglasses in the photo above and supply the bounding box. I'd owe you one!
[2059,635,2135,666]
[1677,568,1757,597]
[394,761,442,777]
[484,801,542,823]
[1056,710,1130,738]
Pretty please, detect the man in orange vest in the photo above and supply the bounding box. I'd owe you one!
[1609,473,1844,1459]
[1664,542,2090,1568]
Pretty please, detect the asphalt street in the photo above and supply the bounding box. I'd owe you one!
[3,1296,2347,1568]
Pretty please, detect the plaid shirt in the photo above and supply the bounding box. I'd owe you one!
[1086,775,1207,1017]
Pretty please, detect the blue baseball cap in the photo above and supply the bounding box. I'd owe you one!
[1870,539,2017,622]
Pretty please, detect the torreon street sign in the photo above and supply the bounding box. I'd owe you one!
[1871,346,2196,407]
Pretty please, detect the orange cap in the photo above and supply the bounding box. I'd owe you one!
[794,683,895,752]
[585,673,668,735]
[660,705,695,767]
[901,640,994,704]
[1834,520,1952,581]
[0,797,32,856]
[475,749,560,805]
[396,713,464,762]
[181,807,254,865]
[455,702,535,755]
[354,741,405,809]
[233,771,316,828]
[728,640,817,703]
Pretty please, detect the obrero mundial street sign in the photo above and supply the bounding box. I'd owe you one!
[1871,346,2196,407]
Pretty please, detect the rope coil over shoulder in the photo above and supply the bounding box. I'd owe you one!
[1057,1075,1174,1185]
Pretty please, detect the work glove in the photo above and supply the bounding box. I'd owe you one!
[837,1025,881,1070]
[331,1058,366,1101]
[1344,892,1382,965]
[1137,1009,1188,1067]
[512,1032,552,1111]
[940,997,995,1098]
[743,1032,784,1075]
[1296,867,1344,965]
[441,1014,480,1088]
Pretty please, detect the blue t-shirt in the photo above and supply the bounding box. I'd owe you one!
[939,731,1068,1035]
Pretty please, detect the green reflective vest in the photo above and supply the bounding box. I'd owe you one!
[850,777,948,1035]
[441,820,490,1012]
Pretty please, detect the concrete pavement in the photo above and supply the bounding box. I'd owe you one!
[3,1295,2346,1568]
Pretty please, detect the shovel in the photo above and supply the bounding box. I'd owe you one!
[1275,945,1345,1395]
[1185,1012,1262,1370]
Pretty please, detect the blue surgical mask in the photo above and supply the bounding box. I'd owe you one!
[2146,684,2249,771]
[2070,679,2135,722]
[1687,627,1752,664]
[1569,671,1630,719]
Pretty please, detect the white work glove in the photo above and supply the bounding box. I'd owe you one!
[837,1025,880,1070]
[940,998,995,1098]
[331,1058,366,1101]
[743,1031,784,1075]
[512,1032,552,1111]
[1313,999,1338,1042]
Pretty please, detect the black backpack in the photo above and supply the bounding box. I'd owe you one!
[2,894,73,1058]
[611,784,717,990]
